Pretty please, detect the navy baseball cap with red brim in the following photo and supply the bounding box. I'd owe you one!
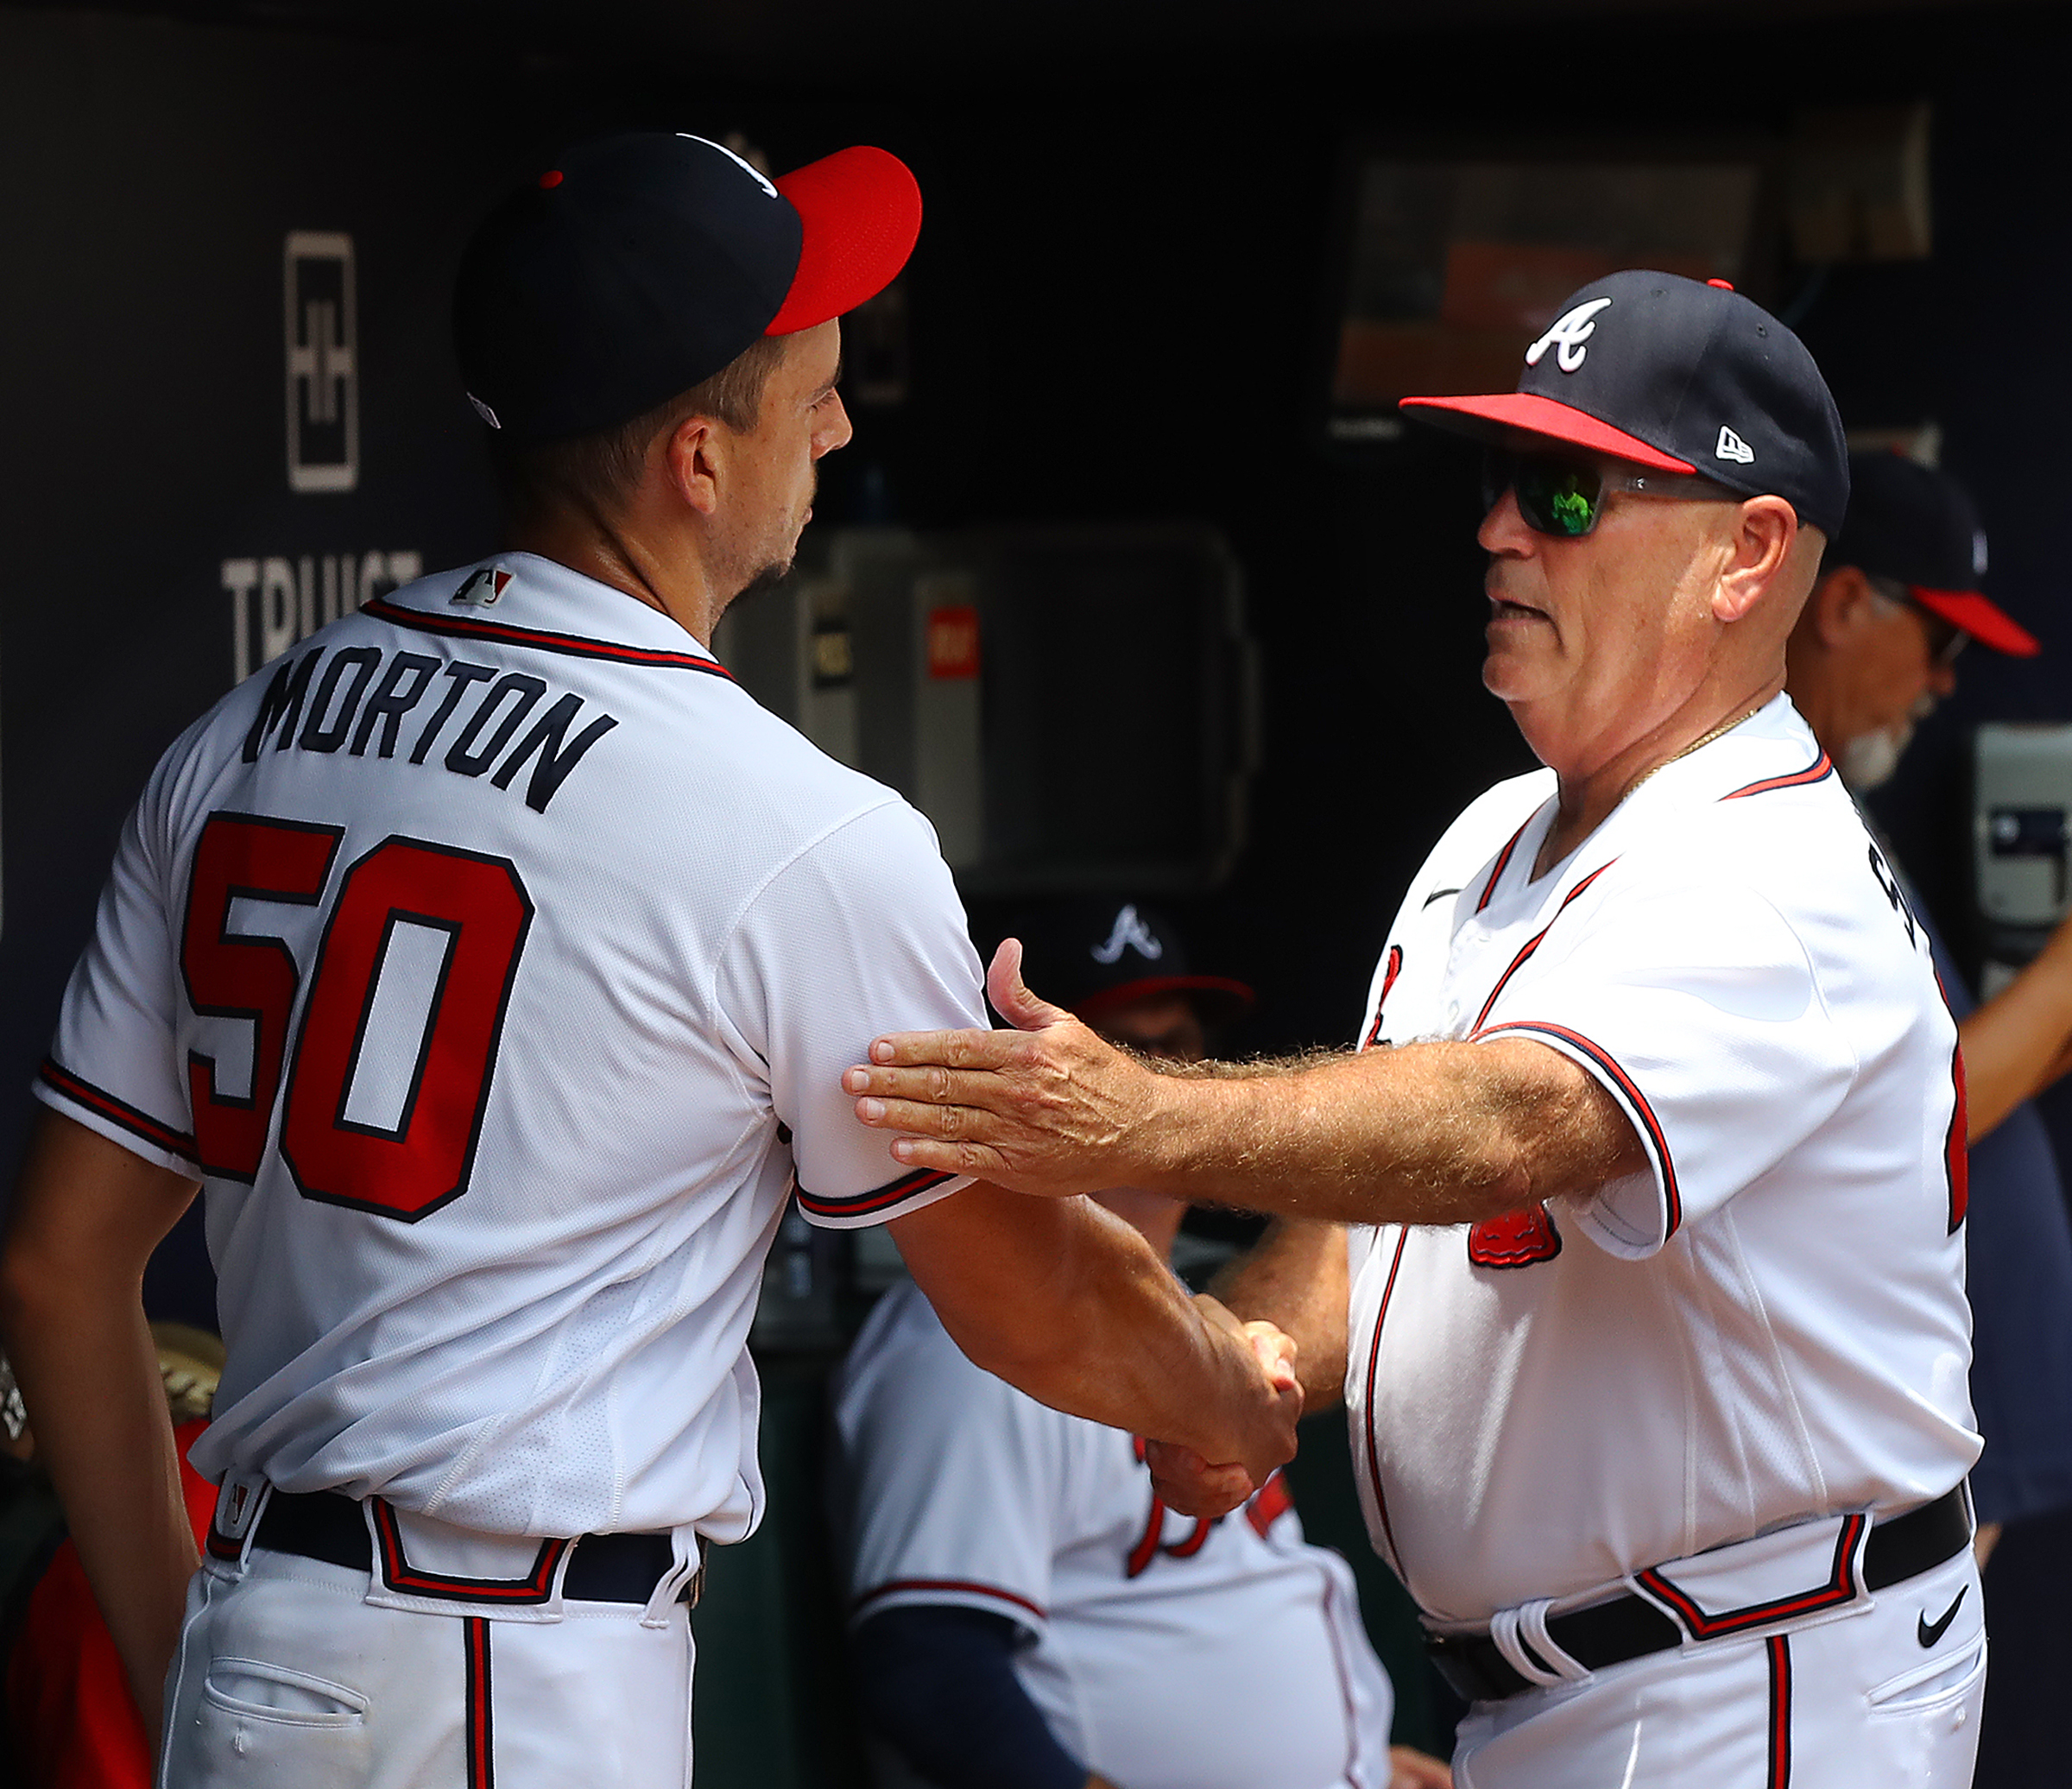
[1003,900,1255,1029]
[1400,269,1851,540]
[455,133,921,446]
[1835,450,2040,657]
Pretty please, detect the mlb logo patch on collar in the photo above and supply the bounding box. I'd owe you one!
[452,567,515,607]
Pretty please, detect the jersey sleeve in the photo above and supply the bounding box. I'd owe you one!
[715,798,987,1230]
[1478,871,1856,1258]
[833,1292,1068,1640]
[33,778,199,1178]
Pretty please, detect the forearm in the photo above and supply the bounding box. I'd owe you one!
[892,1185,1286,1473]
[1959,936,2072,1139]
[0,1113,202,1736]
[1139,1040,1639,1225]
[0,1274,195,1728]
[1210,1218,1348,1415]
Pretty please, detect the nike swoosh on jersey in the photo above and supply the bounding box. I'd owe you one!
[1917,1584,1968,1647]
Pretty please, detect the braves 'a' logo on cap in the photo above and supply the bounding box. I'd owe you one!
[1525,297,1614,374]
[1715,426,1755,465]
[1091,904,1162,965]
[681,133,780,200]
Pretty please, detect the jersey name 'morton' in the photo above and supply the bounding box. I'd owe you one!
[240,642,619,813]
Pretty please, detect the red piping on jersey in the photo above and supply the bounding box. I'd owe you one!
[38,1058,198,1165]
[1474,1020,1683,1237]
[1635,1512,1867,1640]
[1766,1634,1792,1788]
[1475,819,1534,913]
[1721,752,1834,801]
[363,597,736,679]
[1359,1230,1412,1575]
[464,1618,496,1789]
[1246,1470,1294,1537]
[370,1498,569,1603]
[1469,861,1618,1034]
[851,1577,1047,1622]
[793,1166,957,1219]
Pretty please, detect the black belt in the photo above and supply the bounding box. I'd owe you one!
[251,1489,692,1606]
[1426,1486,1971,1705]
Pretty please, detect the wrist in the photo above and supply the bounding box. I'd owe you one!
[1136,1069,1251,1196]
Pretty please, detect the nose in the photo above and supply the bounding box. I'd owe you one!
[814,392,855,458]
[1928,659,1959,699]
[1478,485,1534,557]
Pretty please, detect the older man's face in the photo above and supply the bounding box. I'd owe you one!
[1477,460,1744,776]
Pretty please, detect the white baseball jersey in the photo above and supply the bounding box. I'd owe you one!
[1345,694,1978,1626]
[37,551,983,1545]
[833,1279,1396,1789]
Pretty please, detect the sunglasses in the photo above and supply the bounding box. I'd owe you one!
[1869,575,1968,667]
[1482,449,1735,540]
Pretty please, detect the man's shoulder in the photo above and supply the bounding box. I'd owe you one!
[1423,768,1557,882]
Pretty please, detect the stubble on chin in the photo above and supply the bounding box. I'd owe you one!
[733,556,795,606]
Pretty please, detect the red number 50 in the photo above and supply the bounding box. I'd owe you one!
[180,813,533,1221]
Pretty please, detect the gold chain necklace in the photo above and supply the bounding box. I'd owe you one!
[1621,699,1769,803]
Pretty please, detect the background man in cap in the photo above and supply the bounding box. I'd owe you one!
[848,272,1984,1786]
[832,899,1451,1789]
[1786,448,2072,1568]
[0,134,1298,1787]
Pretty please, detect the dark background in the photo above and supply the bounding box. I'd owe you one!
[0,0,2066,1782]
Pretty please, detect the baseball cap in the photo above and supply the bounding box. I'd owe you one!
[453,132,921,446]
[1829,451,2039,657]
[1005,901,1254,1028]
[1401,269,1850,540]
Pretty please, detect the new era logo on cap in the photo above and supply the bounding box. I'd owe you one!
[1715,427,1755,465]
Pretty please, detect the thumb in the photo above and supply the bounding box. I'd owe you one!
[988,938,1075,1033]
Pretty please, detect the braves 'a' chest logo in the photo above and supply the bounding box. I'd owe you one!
[1466,1204,1563,1267]
[1361,945,1405,1049]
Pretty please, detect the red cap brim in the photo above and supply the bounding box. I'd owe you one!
[1911,587,2041,658]
[1399,392,1696,474]
[766,146,920,336]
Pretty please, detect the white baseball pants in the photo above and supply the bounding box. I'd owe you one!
[158,1547,695,1789]
[1452,1547,1985,1788]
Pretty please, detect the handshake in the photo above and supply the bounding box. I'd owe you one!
[846,938,1312,1519]
[1152,1295,1304,1520]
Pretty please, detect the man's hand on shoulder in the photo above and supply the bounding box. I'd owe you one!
[845,939,1179,1196]
[1147,1299,1300,1518]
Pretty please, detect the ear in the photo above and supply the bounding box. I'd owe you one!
[1712,495,1798,624]
[659,413,722,518]
[1803,564,1879,648]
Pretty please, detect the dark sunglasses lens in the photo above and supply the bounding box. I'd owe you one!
[1513,458,1603,538]
[1481,451,1515,515]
